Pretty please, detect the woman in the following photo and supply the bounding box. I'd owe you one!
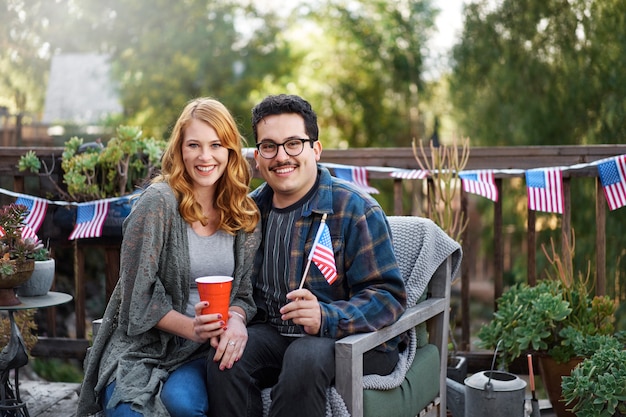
[77,98,260,417]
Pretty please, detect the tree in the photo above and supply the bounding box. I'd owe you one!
[0,0,81,114]
[70,0,293,139]
[304,0,437,148]
[450,0,626,146]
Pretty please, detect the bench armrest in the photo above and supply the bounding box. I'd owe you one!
[334,256,453,417]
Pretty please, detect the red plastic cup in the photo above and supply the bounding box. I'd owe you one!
[195,276,233,326]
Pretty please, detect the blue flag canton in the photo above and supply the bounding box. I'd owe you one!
[76,204,96,223]
[333,168,352,182]
[526,170,546,188]
[319,225,332,248]
[459,172,478,182]
[598,160,620,186]
[15,197,34,210]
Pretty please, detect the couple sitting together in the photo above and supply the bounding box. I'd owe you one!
[77,93,407,417]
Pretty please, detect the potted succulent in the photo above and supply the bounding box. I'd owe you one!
[477,233,617,417]
[18,125,166,236]
[19,125,165,202]
[17,241,55,297]
[0,204,40,305]
[561,340,626,417]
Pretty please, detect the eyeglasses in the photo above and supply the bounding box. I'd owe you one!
[255,138,317,159]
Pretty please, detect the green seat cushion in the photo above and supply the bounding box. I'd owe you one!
[363,343,440,417]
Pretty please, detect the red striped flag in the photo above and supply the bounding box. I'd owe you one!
[459,170,498,202]
[525,168,564,214]
[390,169,428,180]
[15,196,48,240]
[597,155,626,210]
[69,201,109,240]
[333,167,379,194]
[309,222,338,285]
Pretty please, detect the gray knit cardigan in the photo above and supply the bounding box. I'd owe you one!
[76,182,260,417]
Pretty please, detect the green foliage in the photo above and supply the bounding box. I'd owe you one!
[17,150,41,173]
[32,125,166,202]
[478,280,568,365]
[31,358,84,383]
[304,0,437,147]
[0,310,38,353]
[477,277,617,368]
[451,0,626,146]
[562,345,626,417]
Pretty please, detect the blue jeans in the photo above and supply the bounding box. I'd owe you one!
[103,357,209,417]
[206,323,398,417]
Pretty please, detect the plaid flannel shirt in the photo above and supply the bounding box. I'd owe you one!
[251,165,406,352]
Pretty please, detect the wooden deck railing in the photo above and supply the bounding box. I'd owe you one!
[1,144,625,361]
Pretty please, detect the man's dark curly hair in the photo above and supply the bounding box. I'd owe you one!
[251,94,319,143]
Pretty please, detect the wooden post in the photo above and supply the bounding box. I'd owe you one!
[561,178,572,279]
[527,210,536,286]
[494,179,504,304]
[393,178,403,215]
[595,178,606,295]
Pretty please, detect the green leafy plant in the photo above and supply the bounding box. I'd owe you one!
[19,125,166,202]
[562,341,626,417]
[477,231,617,368]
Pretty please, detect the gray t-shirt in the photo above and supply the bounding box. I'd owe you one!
[186,225,235,316]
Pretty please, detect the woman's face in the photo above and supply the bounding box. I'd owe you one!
[181,119,229,194]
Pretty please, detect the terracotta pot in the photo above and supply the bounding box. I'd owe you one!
[537,355,583,417]
[0,259,35,305]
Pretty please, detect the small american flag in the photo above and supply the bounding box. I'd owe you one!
[15,196,48,240]
[333,167,379,194]
[459,170,498,202]
[309,221,338,285]
[525,168,564,214]
[597,155,626,211]
[69,201,109,240]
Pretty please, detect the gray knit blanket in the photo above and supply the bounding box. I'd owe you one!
[262,216,463,417]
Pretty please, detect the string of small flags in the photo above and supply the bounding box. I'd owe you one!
[1,154,625,240]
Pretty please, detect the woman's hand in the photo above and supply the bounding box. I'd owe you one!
[192,301,226,343]
[211,309,248,370]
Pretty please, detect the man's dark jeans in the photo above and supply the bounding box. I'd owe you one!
[206,323,398,417]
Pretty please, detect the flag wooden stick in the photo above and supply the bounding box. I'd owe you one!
[298,213,328,290]
[527,353,536,398]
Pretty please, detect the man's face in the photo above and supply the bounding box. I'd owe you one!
[254,113,322,208]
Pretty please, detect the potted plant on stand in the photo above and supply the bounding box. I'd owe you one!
[476,233,617,417]
[0,204,39,305]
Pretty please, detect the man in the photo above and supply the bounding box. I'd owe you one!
[207,94,406,417]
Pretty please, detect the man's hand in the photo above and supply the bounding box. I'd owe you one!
[281,289,321,335]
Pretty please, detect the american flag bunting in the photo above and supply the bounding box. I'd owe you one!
[525,168,564,214]
[333,167,379,194]
[459,170,498,202]
[15,196,48,240]
[389,169,428,180]
[69,201,109,240]
[597,155,626,211]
